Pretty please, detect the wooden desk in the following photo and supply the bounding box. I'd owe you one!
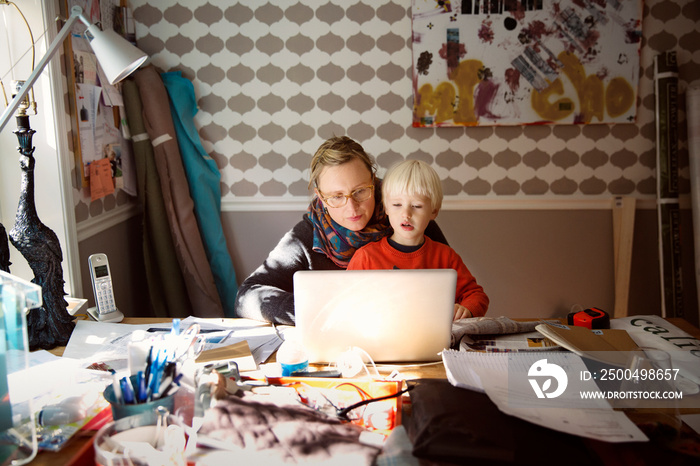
[29,317,700,465]
[46,317,176,357]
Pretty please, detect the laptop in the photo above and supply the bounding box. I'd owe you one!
[293,269,457,363]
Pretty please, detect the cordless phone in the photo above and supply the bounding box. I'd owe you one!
[87,253,124,322]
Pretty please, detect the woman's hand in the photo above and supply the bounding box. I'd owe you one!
[453,304,472,321]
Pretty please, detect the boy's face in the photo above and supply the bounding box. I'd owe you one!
[384,192,438,247]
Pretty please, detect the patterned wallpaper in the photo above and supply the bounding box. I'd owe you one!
[73,0,699,222]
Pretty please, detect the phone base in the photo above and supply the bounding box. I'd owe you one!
[87,306,124,323]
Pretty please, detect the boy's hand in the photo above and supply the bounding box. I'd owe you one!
[453,304,472,321]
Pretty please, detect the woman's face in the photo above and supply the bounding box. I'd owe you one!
[316,158,375,231]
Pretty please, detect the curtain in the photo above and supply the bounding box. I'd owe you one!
[162,71,238,317]
[122,79,190,318]
[132,65,224,318]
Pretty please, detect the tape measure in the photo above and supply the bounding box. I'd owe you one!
[567,307,610,329]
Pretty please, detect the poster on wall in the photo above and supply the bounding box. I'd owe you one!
[411,0,643,127]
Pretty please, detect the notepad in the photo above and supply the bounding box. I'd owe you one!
[294,269,457,363]
[535,322,638,366]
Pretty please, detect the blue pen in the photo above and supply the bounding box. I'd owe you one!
[144,346,153,381]
[125,376,136,404]
[120,377,134,404]
[146,349,159,401]
[137,371,147,403]
[149,348,161,380]
[148,348,165,400]
[152,349,169,399]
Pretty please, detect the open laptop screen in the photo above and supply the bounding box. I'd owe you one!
[293,269,456,363]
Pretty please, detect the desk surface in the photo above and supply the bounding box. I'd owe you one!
[47,317,451,379]
[30,316,700,465]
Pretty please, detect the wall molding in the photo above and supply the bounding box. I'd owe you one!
[76,203,141,241]
[76,195,686,240]
[221,196,670,212]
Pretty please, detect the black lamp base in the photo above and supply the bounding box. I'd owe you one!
[8,114,75,350]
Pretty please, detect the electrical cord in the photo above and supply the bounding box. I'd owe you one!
[335,385,413,421]
[0,1,37,110]
[376,360,445,368]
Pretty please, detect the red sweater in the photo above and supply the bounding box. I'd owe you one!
[347,237,489,317]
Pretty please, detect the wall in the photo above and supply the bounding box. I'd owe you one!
[223,208,699,326]
[120,0,698,207]
[78,214,150,317]
[92,1,699,322]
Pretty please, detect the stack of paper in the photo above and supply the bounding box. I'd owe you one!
[442,349,647,443]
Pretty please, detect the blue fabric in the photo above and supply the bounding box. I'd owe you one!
[161,71,237,317]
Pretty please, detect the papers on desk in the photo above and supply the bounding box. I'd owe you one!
[611,315,700,387]
[10,352,112,451]
[442,350,647,443]
[62,317,284,372]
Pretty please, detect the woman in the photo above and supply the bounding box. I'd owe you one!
[234,136,447,325]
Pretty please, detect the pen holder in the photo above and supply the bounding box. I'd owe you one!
[103,375,177,421]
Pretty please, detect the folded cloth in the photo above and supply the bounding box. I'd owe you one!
[198,394,380,465]
[406,379,596,466]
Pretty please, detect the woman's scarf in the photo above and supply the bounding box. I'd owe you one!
[307,185,391,268]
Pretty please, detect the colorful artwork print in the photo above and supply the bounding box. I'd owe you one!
[411,0,643,127]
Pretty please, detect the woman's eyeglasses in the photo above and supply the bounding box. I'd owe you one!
[320,185,374,208]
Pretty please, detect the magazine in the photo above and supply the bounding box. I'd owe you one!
[460,331,561,353]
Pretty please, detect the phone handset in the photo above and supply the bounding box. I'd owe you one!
[87,253,124,323]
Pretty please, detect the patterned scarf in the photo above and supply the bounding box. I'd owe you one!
[307,184,391,268]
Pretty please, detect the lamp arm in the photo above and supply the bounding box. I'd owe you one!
[0,6,86,133]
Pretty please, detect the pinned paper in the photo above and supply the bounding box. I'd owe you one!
[89,157,115,201]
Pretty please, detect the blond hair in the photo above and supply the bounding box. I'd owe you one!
[308,136,376,189]
[382,159,443,212]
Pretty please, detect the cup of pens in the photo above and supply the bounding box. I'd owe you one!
[104,372,179,421]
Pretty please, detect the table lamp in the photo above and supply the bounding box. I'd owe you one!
[0,4,147,350]
[1,4,147,131]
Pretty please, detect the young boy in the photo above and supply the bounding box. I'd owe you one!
[347,159,489,320]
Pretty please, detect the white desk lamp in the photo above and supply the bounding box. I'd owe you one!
[0,4,148,132]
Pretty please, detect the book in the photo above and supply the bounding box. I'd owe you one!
[195,340,257,372]
[460,331,561,352]
[535,321,638,366]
